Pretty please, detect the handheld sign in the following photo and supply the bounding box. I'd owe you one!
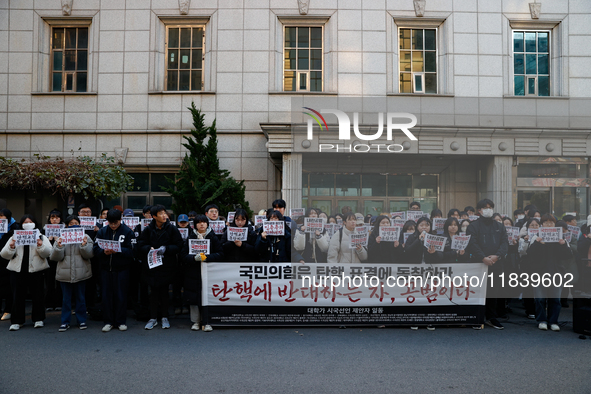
[568,225,580,241]
[289,208,305,221]
[407,211,425,222]
[355,225,369,235]
[390,211,406,220]
[324,223,338,238]
[170,221,176,227]
[147,250,163,269]
[227,226,248,241]
[44,224,65,238]
[564,231,572,243]
[390,219,406,228]
[14,230,40,246]
[263,221,284,237]
[527,228,540,240]
[424,233,446,252]
[97,239,121,253]
[336,217,343,225]
[505,226,519,246]
[189,239,210,255]
[59,228,85,245]
[433,218,446,234]
[141,219,151,231]
[349,232,369,249]
[79,217,97,230]
[451,234,471,250]
[379,226,400,242]
[96,219,107,226]
[178,228,189,240]
[469,215,479,222]
[122,217,140,229]
[539,227,562,243]
[0,219,7,233]
[565,212,577,217]
[210,220,226,235]
[254,215,266,227]
[304,217,324,233]
[227,212,235,224]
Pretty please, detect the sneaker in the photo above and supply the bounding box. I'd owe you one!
[485,318,504,330]
[144,319,157,330]
[472,324,484,330]
[55,307,62,311]
[202,324,213,332]
[182,307,190,314]
[1,312,11,321]
[102,324,113,332]
[550,324,560,332]
[59,324,70,332]
[410,326,418,330]
[79,323,88,330]
[527,314,536,319]
[377,325,385,329]
[161,318,170,329]
[34,321,44,328]
[191,323,200,331]
[174,307,182,315]
[9,324,21,331]
[538,322,548,330]
[118,324,128,331]
[426,325,436,331]
[46,307,54,312]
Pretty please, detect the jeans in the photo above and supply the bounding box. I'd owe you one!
[534,285,562,325]
[101,269,130,326]
[60,281,87,325]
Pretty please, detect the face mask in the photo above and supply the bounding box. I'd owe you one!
[481,208,494,218]
[517,215,525,220]
[22,222,35,230]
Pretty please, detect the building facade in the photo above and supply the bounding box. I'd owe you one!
[0,0,590,220]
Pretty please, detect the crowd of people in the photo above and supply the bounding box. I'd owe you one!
[0,197,589,333]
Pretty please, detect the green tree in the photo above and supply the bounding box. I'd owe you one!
[165,102,252,218]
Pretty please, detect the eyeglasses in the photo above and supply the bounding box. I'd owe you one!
[79,210,92,215]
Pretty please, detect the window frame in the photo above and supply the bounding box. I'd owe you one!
[124,172,176,211]
[282,25,324,93]
[164,24,206,92]
[50,26,89,93]
[512,29,551,97]
[397,26,438,95]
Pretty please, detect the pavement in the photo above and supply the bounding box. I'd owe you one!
[1,300,590,394]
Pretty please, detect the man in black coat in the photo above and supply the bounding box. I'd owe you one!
[0,209,19,321]
[467,198,509,330]
[137,205,183,330]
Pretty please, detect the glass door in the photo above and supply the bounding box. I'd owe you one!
[363,200,385,216]
[310,200,332,215]
[517,188,551,214]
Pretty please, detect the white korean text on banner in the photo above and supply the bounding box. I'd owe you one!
[44,224,65,238]
[451,234,471,250]
[424,233,446,252]
[189,239,210,255]
[201,262,487,327]
[79,217,96,230]
[210,221,226,235]
[147,250,163,269]
[263,221,284,237]
[14,230,40,246]
[97,239,121,253]
[227,227,248,242]
[379,226,400,242]
[59,228,85,245]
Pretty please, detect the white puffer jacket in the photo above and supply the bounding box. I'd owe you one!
[0,234,51,273]
[327,227,368,264]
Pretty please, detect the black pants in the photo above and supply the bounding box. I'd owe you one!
[149,285,169,319]
[44,260,62,309]
[101,269,130,326]
[11,271,45,325]
[0,268,12,314]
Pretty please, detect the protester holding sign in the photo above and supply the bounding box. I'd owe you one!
[137,205,183,331]
[327,212,368,264]
[402,217,438,264]
[204,204,224,241]
[44,209,64,312]
[368,215,401,263]
[256,210,294,263]
[466,199,509,330]
[0,209,19,322]
[294,208,329,263]
[432,217,470,264]
[93,209,135,333]
[221,209,257,262]
[527,214,572,331]
[173,214,191,315]
[0,215,51,331]
[78,203,102,313]
[518,218,541,319]
[180,214,224,332]
[50,215,94,332]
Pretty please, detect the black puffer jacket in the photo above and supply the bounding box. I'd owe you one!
[137,220,183,287]
[466,217,508,263]
[93,223,135,272]
[221,225,257,262]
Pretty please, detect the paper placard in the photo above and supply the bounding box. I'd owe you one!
[528,228,540,239]
[0,219,7,233]
[289,208,305,221]
[254,215,266,227]
[349,232,369,249]
[226,226,248,241]
[122,217,139,229]
[324,223,338,238]
[379,226,400,242]
[210,220,226,235]
[304,217,325,233]
[141,219,151,231]
[14,230,40,246]
[147,250,163,269]
[539,227,562,243]
[451,234,471,250]
[568,225,580,241]
[59,228,85,245]
[433,218,446,232]
[390,211,406,220]
[178,228,189,240]
[564,231,572,243]
[469,215,480,222]
[407,211,425,222]
[263,221,285,237]
[390,219,406,228]
[505,226,520,246]
[403,232,412,244]
[97,239,121,253]
[79,216,96,230]
[424,233,446,252]
[355,225,369,235]
[227,212,235,224]
[189,239,210,255]
[336,218,343,225]
[565,212,577,217]
[44,224,65,238]
[170,221,176,227]
[96,219,107,226]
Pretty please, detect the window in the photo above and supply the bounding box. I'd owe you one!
[399,28,437,94]
[51,27,88,92]
[283,26,323,92]
[125,173,176,210]
[166,26,204,91]
[513,31,550,96]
